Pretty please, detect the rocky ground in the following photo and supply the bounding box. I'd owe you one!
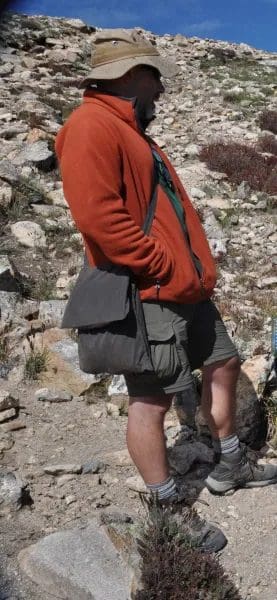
[0,10,277,600]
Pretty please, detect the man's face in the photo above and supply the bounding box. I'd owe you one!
[128,65,165,123]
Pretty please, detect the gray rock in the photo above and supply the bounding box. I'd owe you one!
[0,159,19,184]
[0,291,19,327]
[0,471,27,511]
[236,181,251,200]
[0,408,17,422]
[48,337,104,395]
[126,475,147,494]
[10,221,46,248]
[0,256,22,292]
[39,299,67,328]
[18,520,132,600]
[168,440,214,475]
[255,200,267,210]
[43,464,82,476]
[14,141,55,171]
[190,187,206,200]
[63,18,96,32]
[82,460,106,475]
[35,387,73,402]
[0,181,13,207]
[0,432,14,453]
[108,375,127,396]
[257,276,277,289]
[0,62,14,76]
[184,143,200,158]
[0,390,19,412]
[65,495,77,505]
[46,188,68,207]
[203,211,228,258]
[261,59,277,68]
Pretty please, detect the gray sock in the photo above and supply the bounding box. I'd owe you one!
[215,434,240,455]
[146,476,177,500]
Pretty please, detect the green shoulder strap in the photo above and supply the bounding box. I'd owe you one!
[151,147,202,276]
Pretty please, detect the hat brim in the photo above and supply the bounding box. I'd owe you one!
[79,54,179,87]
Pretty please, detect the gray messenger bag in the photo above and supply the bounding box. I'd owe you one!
[61,167,158,375]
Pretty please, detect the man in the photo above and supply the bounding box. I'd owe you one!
[55,29,277,553]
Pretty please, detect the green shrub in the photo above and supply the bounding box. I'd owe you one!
[30,276,56,301]
[24,346,49,380]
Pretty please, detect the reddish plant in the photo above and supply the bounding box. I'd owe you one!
[259,110,277,135]
[199,142,277,195]
[134,500,241,600]
[264,167,277,195]
[257,134,277,157]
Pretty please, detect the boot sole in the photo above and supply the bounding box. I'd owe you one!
[205,475,277,495]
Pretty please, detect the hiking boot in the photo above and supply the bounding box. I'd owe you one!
[159,490,228,554]
[205,445,277,495]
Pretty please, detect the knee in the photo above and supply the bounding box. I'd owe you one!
[129,395,172,419]
[224,355,241,375]
[203,355,241,383]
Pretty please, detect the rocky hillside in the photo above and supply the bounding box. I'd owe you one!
[0,11,277,600]
[0,12,276,357]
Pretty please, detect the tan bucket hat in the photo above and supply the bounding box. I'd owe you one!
[80,28,179,86]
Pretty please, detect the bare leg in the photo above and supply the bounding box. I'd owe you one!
[127,394,173,485]
[201,356,240,439]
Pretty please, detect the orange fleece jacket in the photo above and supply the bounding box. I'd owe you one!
[55,92,217,303]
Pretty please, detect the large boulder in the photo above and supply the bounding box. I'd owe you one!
[18,519,132,600]
[34,328,105,396]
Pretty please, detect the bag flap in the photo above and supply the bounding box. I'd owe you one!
[145,320,175,342]
[62,262,130,329]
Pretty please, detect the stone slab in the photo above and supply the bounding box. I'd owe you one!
[18,520,131,600]
[36,329,104,396]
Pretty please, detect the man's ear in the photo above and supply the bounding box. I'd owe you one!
[121,68,136,82]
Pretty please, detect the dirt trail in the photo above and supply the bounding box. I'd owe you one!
[0,384,276,599]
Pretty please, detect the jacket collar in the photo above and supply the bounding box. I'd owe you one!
[83,90,140,131]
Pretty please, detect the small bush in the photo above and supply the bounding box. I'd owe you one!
[14,176,49,205]
[264,167,277,195]
[0,196,28,229]
[0,337,9,363]
[31,276,56,301]
[24,346,49,380]
[259,110,277,134]
[199,142,277,195]
[134,499,241,600]
[257,134,277,156]
[223,92,261,106]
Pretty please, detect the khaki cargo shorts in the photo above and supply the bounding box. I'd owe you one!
[125,299,239,397]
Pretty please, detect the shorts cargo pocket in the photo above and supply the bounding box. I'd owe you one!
[146,320,180,380]
[171,322,189,371]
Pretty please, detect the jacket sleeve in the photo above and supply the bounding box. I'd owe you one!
[56,114,173,281]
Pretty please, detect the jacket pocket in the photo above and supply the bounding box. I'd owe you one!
[145,320,179,380]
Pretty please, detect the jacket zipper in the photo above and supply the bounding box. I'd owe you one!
[155,279,161,300]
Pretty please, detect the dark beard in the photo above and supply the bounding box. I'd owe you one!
[134,98,156,131]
